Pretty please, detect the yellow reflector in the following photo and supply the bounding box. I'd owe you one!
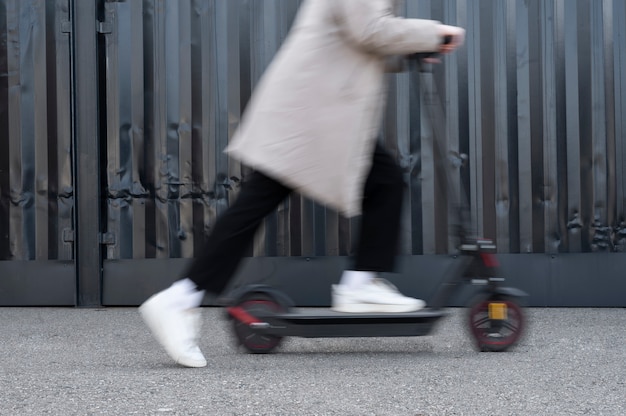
[488,302,507,320]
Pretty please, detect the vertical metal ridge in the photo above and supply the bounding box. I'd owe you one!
[615,0,626,232]
[152,0,168,258]
[7,0,24,259]
[577,0,593,252]
[129,0,146,260]
[590,0,608,252]
[541,0,559,254]
[515,0,533,253]
[493,0,510,252]
[32,0,49,261]
[0,0,10,260]
[564,1,582,253]
[602,0,616,241]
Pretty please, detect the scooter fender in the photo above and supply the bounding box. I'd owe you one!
[492,286,528,299]
[218,284,295,309]
[472,286,528,303]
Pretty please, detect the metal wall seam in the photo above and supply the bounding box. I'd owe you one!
[493,0,511,253]
[104,0,121,260]
[52,0,73,262]
[177,0,193,259]
[142,0,157,259]
[444,0,463,254]
[553,0,568,254]
[129,0,146,260]
[541,0,559,254]
[616,0,626,234]
[189,0,208,258]
[32,0,49,260]
[7,0,24,259]
[154,0,170,258]
[467,0,484,241]
[577,0,594,252]
[515,0,533,253]
[478,1,497,244]
[72,0,101,306]
[0,0,10,259]
[529,0,546,254]
[564,1,582,253]
[590,0,609,251]
[404,0,423,255]
[200,0,223,255]
[602,0,616,245]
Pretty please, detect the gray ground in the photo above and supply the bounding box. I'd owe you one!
[1,307,624,416]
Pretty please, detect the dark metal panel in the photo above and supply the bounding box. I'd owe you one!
[102,254,626,307]
[0,0,73,263]
[0,261,75,305]
[0,0,74,305]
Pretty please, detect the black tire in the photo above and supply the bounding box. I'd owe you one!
[468,294,525,352]
[230,293,285,354]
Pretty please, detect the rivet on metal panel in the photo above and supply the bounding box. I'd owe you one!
[99,232,116,246]
[61,20,72,34]
[97,22,113,34]
[62,229,75,243]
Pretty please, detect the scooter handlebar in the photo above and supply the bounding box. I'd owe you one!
[407,35,453,63]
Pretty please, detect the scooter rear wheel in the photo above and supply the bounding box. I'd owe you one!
[231,293,285,354]
[468,295,525,352]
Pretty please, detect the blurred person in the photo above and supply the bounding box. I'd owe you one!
[140,0,465,367]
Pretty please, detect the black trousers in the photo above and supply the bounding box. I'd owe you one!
[186,143,405,295]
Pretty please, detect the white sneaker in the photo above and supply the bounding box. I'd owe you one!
[139,291,207,368]
[331,278,426,313]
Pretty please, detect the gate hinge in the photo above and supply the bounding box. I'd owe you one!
[97,21,113,34]
[97,6,115,34]
[61,20,72,34]
[99,232,116,246]
[62,229,75,243]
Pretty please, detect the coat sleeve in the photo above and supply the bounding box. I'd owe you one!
[332,0,442,56]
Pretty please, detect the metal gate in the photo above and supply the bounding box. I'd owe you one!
[0,0,75,305]
[2,0,626,306]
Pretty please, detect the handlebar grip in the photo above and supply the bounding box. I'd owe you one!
[407,35,453,62]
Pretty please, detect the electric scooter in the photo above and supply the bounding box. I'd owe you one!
[224,46,527,354]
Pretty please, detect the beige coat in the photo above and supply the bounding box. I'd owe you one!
[226,0,441,217]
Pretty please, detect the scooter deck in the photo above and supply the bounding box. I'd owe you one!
[232,307,447,338]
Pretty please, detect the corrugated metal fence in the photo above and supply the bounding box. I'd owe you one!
[101,0,626,260]
[2,0,626,265]
[0,0,73,261]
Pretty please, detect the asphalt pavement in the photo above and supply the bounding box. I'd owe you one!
[1,307,625,416]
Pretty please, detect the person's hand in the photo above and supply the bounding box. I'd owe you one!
[437,24,465,54]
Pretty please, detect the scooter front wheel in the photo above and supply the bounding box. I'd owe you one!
[229,293,285,354]
[467,294,525,352]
